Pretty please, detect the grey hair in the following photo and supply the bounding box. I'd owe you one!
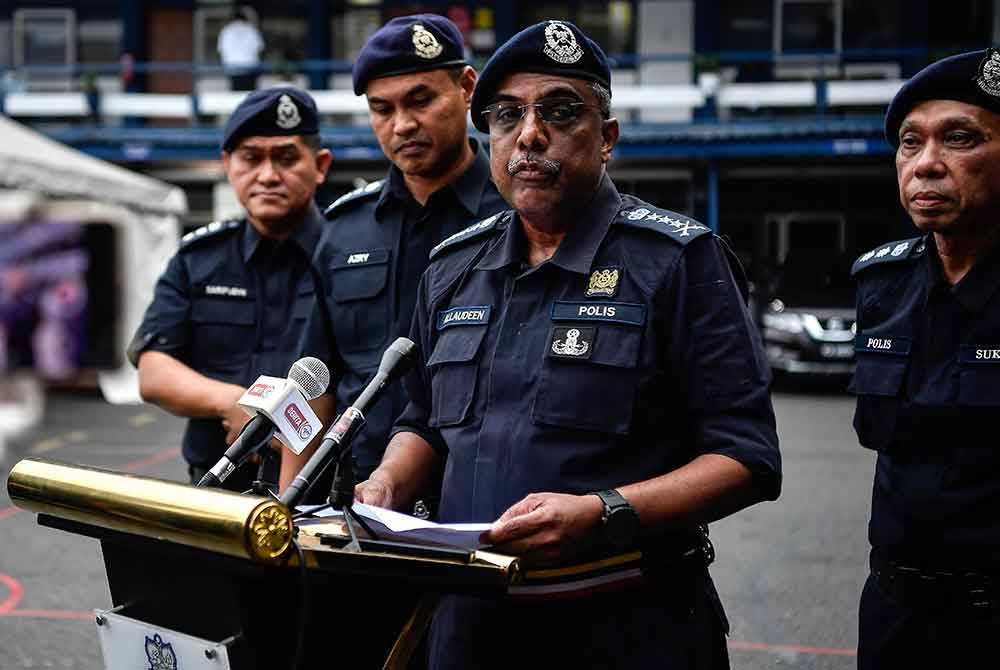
[589,82,611,119]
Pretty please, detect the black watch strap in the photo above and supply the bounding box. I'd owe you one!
[595,488,630,513]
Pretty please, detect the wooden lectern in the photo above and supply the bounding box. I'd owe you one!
[6,458,520,670]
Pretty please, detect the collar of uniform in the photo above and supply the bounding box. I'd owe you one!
[947,236,1000,313]
[475,172,620,274]
[378,138,491,216]
[241,202,324,262]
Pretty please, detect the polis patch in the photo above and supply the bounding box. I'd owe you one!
[551,301,646,327]
[548,326,595,359]
[855,334,911,356]
[437,305,491,330]
[960,344,1000,364]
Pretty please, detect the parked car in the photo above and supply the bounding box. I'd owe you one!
[755,250,856,377]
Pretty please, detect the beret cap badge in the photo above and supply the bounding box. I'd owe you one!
[275,94,302,130]
[544,21,583,64]
[412,24,444,60]
[975,49,1000,98]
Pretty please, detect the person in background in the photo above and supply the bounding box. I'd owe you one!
[218,7,264,91]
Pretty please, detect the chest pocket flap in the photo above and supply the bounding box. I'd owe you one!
[427,325,488,427]
[329,249,390,302]
[191,298,255,325]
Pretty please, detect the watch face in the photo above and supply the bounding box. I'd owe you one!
[605,506,640,550]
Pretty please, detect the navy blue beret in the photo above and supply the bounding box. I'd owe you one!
[470,21,611,133]
[353,14,467,96]
[885,48,1000,147]
[221,87,319,152]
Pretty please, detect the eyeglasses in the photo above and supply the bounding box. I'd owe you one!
[480,97,598,132]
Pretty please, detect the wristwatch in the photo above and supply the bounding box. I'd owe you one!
[593,489,640,551]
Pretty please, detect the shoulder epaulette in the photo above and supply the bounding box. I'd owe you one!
[851,237,925,276]
[617,201,711,245]
[179,219,240,248]
[323,179,384,218]
[430,211,509,260]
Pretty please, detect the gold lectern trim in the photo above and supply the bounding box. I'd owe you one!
[247,503,293,560]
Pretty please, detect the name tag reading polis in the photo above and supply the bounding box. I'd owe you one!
[855,334,911,356]
[437,305,492,330]
[551,301,647,327]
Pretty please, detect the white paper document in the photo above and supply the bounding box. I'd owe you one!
[298,502,492,550]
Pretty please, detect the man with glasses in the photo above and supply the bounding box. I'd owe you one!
[356,21,781,669]
[285,14,505,496]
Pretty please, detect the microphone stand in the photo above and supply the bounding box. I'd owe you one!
[250,444,279,497]
[328,444,376,552]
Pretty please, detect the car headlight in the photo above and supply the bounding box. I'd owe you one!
[762,311,804,334]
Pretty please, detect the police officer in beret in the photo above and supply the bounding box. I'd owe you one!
[283,14,505,493]
[129,87,334,491]
[852,49,1000,668]
[356,21,781,669]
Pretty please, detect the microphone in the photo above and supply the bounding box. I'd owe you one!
[198,357,331,488]
[279,337,416,508]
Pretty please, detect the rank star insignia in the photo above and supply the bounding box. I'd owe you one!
[586,268,620,297]
[412,24,443,59]
[543,21,583,64]
[275,94,301,129]
[977,49,1000,97]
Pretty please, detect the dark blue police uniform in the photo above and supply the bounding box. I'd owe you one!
[307,138,505,482]
[851,236,1000,667]
[393,174,782,669]
[128,206,326,488]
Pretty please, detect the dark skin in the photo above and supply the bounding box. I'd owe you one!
[366,67,477,205]
[356,73,759,567]
[896,99,1000,284]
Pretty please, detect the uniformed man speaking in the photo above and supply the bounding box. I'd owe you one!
[357,21,781,669]
[128,87,332,491]
[852,49,1000,667]
[285,14,505,491]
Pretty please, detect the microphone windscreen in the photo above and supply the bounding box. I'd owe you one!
[378,337,416,376]
[288,357,331,400]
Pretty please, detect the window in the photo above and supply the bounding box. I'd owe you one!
[13,8,77,91]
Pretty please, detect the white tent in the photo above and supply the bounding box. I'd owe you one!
[0,114,185,404]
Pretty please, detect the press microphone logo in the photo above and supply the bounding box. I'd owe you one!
[248,381,277,398]
[284,403,313,440]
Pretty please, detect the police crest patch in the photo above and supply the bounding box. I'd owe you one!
[586,268,620,297]
[275,94,301,129]
[145,634,177,670]
[549,326,594,359]
[977,48,1000,98]
[412,24,444,59]
[544,21,583,64]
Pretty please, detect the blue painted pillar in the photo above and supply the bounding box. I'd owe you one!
[494,1,518,44]
[306,0,331,90]
[707,161,720,233]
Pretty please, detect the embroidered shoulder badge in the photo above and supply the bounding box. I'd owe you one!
[430,212,507,260]
[323,179,384,218]
[619,205,710,245]
[180,219,239,248]
[851,237,925,276]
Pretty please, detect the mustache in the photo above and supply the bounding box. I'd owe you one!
[506,153,561,176]
[391,136,432,152]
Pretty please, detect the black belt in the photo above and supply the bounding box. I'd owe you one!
[871,549,999,614]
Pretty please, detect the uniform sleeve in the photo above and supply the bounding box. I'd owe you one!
[663,236,781,500]
[389,272,448,455]
[126,253,192,367]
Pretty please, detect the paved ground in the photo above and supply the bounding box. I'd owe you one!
[0,381,870,669]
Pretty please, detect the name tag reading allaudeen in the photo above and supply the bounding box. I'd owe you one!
[437,305,492,330]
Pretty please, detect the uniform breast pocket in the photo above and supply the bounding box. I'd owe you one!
[532,324,643,435]
[190,298,255,368]
[293,288,314,321]
[849,353,908,451]
[958,344,1000,406]
[426,326,488,427]
[329,251,390,354]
